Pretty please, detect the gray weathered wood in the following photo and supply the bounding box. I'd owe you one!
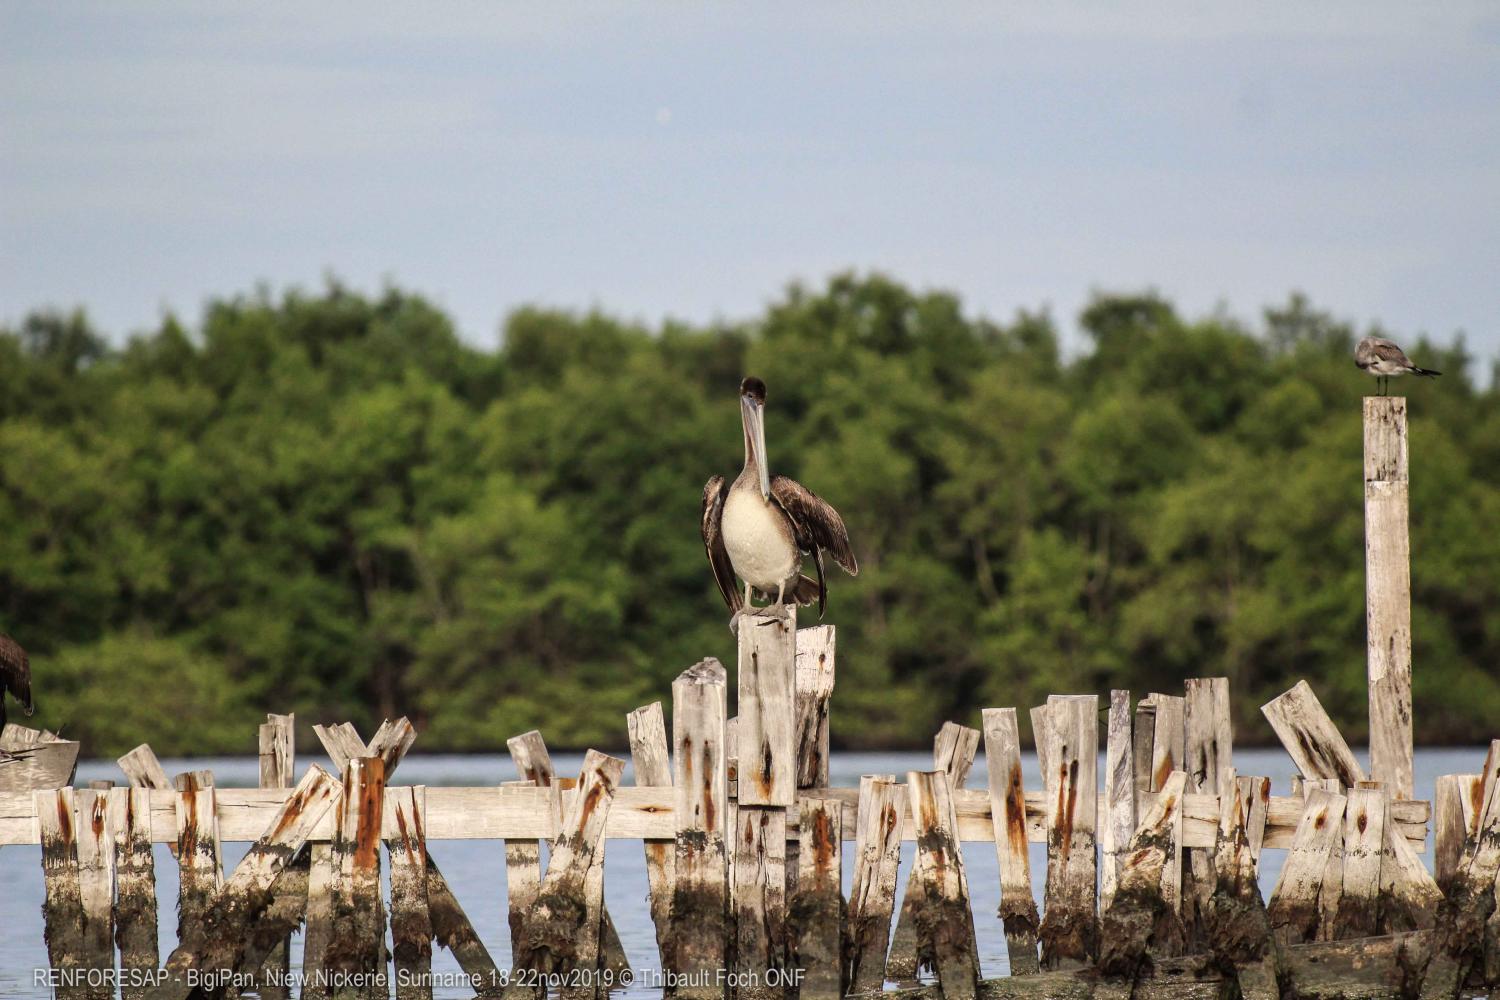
[1102,691,1135,911]
[1433,774,1465,892]
[845,773,902,993]
[38,787,87,1000]
[1267,788,1345,946]
[1315,778,1345,943]
[1099,771,1188,977]
[117,743,172,790]
[1334,786,1384,939]
[0,729,79,792]
[983,707,1040,975]
[933,721,981,789]
[1039,694,1099,969]
[738,606,797,807]
[1364,395,1414,800]
[1421,743,1500,997]
[173,770,222,957]
[1234,775,1272,863]
[257,712,295,1000]
[385,784,433,1000]
[1207,770,1277,1000]
[72,789,115,1000]
[147,765,341,1000]
[506,730,628,978]
[502,779,544,965]
[1260,680,1367,789]
[1030,705,1053,787]
[426,852,504,994]
[735,805,789,998]
[508,750,625,1000]
[890,718,982,978]
[1133,697,1156,799]
[1148,694,1186,793]
[671,657,730,998]
[302,841,336,1000]
[628,701,675,970]
[792,797,843,1000]
[313,722,369,774]
[109,786,158,1000]
[326,757,386,999]
[907,770,980,1000]
[794,624,835,789]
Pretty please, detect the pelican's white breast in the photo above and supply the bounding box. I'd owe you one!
[722,488,799,590]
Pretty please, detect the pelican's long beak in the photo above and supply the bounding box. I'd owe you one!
[741,393,770,498]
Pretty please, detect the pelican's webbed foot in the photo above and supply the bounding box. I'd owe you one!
[757,602,792,626]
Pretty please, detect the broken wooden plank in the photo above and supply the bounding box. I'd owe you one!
[38,787,87,1000]
[302,841,336,1000]
[313,722,369,774]
[794,624,836,789]
[502,779,544,966]
[791,797,842,1000]
[628,701,675,970]
[508,750,624,1000]
[1207,769,1278,1000]
[1260,681,1366,789]
[426,852,504,994]
[1102,690,1135,912]
[844,773,902,993]
[1334,786,1384,939]
[326,757,386,999]
[1433,774,1465,893]
[906,770,979,1000]
[1039,694,1099,969]
[983,707,1041,975]
[1098,770,1189,979]
[1267,788,1346,947]
[118,743,172,790]
[257,712,295,1000]
[1133,697,1156,799]
[738,606,797,807]
[934,721,981,790]
[72,789,115,1000]
[735,805,789,999]
[1148,694,1186,794]
[671,657,730,998]
[109,786,158,1000]
[147,765,341,1000]
[173,770,222,957]
[1364,396,1414,800]
[1315,778,1345,943]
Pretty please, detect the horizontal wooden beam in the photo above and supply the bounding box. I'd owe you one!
[0,784,1431,851]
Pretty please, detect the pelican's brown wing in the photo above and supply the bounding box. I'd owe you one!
[701,476,742,613]
[0,633,33,718]
[769,475,858,576]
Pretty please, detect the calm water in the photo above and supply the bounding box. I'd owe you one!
[0,747,1481,998]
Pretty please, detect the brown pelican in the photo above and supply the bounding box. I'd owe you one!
[701,377,858,627]
[0,633,33,729]
[1355,336,1441,395]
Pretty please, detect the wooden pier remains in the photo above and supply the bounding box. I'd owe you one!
[2,397,1492,998]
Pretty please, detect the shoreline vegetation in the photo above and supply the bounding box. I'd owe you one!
[2,273,1497,756]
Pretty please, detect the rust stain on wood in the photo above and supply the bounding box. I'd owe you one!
[1153,751,1174,791]
[1314,808,1328,831]
[90,798,106,839]
[1357,809,1369,835]
[1005,762,1028,854]
[700,744,716,833]
[756,739,774,797]
[811,809,836,873]
[55,796,74,849]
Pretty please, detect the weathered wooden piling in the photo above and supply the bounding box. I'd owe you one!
[844,774,902,993]
[508,750,624,1000]
[1364,395,1414,799]
[1099,770,1188,979]
[1432,774,1466,892]
[1039,694,1099,969]
[791,797,843,1000]
[1261,680,1366,789]
[1207,771,1277,1000]
[793,625,836,790]
[71,788,115,1000]
[386,785,433,1000]
[108,785,158,1000]
[1101,691,1135,912]
[148,765,341,1000]
[173,770,222,957]
[1334,786,1385,939]
[628,701,676,969]
[38,786,86,1000]
[735,804,789,998]
[257,712,296,1000]
[671,657,730,999]
[1267,788,1345,946]
[983,707,1041,975]
[426,851,504,993]
[502,779,545,962]
[738,607,797,807]
[890,719,980,978]
[326,757,386,999]
[907,770,980,1000]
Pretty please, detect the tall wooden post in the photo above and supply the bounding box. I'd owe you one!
[258,713,295,1000]
[1364,396,1414,799]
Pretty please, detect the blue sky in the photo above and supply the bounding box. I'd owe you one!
[2,2,1497,361]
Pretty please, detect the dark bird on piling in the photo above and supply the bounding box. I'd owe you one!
[701,377,858,630]
[0,633,34,730]
[1355,336,1441,396]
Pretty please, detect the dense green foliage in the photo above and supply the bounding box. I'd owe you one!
[2,275,1497,756]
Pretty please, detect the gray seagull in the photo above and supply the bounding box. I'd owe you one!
[1355,336,1441,395]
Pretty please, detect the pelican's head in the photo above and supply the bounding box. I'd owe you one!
[740,376,770,497]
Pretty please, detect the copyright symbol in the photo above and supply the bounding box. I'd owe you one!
[618,969,635,988]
